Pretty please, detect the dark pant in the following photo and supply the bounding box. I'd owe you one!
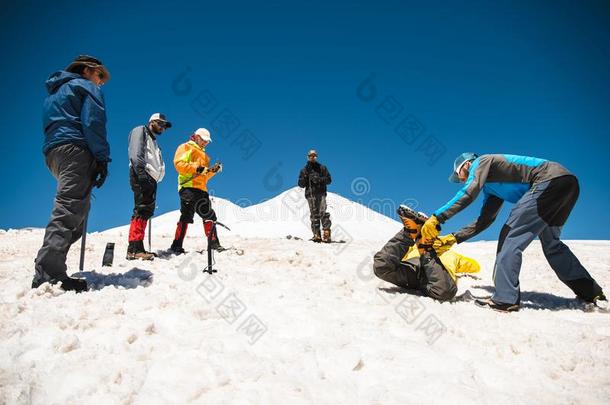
[35,144,95,279]
[374,229,419,288]
[179,188,217,223]
[130,168,157,220]
[493,175,603,304]
[306,194,331,234]
[373,229,457,301]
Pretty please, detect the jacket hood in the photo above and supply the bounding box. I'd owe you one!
[45,70,82,94]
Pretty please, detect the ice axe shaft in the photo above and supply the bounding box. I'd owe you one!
[148,218,152,252]
[79,212,88,271]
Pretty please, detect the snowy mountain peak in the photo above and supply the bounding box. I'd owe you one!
[104,187,401,241]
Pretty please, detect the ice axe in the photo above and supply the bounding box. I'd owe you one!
[79,213,88,271]
[79,189,95,271]
[202,220,230,274]
[148,218,152,252]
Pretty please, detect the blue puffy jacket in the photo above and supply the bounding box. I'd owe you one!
[42,71,111,162]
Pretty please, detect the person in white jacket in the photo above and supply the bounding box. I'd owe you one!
[126,113,171,260]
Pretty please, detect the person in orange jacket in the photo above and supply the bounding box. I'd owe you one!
[169,128,223,254]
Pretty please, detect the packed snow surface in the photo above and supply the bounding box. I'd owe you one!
[1,188,609,404]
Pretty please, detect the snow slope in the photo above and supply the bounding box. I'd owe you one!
[1,188,609,404]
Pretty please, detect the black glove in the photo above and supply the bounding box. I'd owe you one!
[93,161,108,188]
[196,166,206,174]
[309,172,321,184]
[210,162,222,173]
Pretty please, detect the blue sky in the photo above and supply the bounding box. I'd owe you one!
[1,0,609,240]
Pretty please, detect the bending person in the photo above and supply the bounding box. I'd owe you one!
[420,153,606,312]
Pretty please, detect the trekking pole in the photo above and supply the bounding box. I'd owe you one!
[148,218,152,252]
[79,213,88,271]
[148,204,158,253]
[79,185,97,271]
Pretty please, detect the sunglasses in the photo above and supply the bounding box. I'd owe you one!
[154,120,168,129]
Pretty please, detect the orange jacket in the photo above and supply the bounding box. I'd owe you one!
[173,141,217,190]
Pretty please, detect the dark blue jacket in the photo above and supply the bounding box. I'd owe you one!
[42,71,111,162]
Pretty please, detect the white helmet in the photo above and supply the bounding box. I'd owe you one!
[194,128,212,142]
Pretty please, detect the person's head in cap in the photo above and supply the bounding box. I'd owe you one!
[148,113,172,135]
[66,55,111,86]
[307,149,318,163]
[190,128,212,148]
[449,152,479,183]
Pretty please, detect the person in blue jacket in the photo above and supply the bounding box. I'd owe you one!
[33,55,111,292]
[420,153,606,311]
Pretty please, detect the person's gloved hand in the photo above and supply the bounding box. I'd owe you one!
[210,163,222,173]
[196,166,208,174]
[421,215,441,243]
[93,161,108,188]
[309,172,321,184]
[433,234,457,255]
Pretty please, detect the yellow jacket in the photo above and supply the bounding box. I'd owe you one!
[173,141,217,191]
[402,246,480,282]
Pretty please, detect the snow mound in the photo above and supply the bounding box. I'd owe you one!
[105,187,401,241]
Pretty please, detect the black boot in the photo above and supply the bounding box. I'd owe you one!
[32,266,87,293]
[170,240,186,255]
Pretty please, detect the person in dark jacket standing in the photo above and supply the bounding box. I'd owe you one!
[420,153,606,311]
[298,150,332,242]
[33,55,111,292]
[126,113,171,260]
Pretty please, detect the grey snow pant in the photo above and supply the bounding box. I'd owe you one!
[373,229,458,301]
[35,144,96,280]
[492,175,603,304]
[307,194,331,235]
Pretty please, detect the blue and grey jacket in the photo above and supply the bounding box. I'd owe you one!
[128,125,165,182]
[42,71,111,162]
[434,154,572,242]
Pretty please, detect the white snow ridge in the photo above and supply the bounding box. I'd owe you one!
[1,187,609,404]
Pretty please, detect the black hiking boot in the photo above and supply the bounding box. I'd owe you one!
[32,266,88,293]
[474,298,520,312]
[170,245,186,255]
